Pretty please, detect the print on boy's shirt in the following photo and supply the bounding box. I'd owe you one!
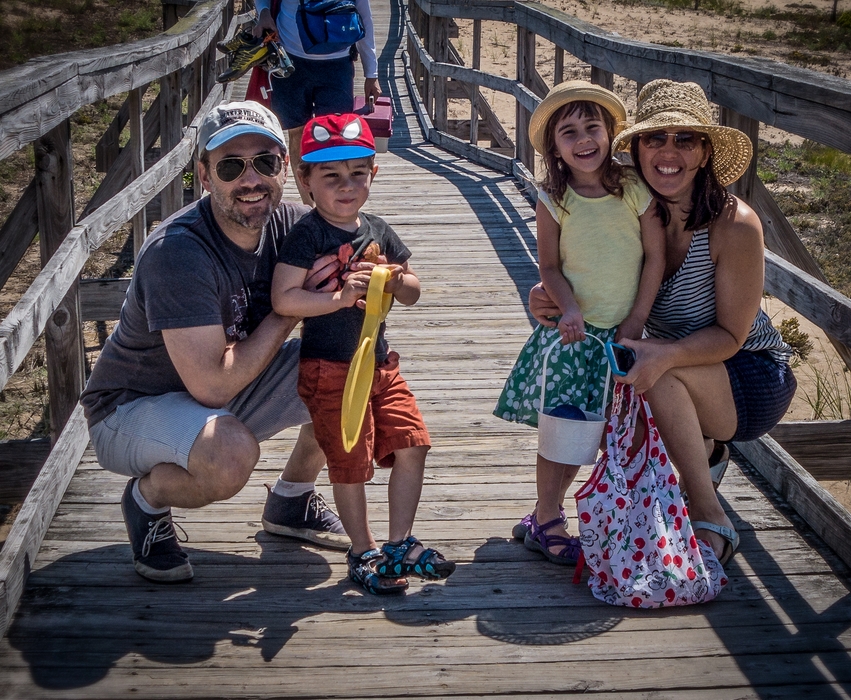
[317,240,382,290]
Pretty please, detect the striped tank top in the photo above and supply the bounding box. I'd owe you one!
[645,229,792,364]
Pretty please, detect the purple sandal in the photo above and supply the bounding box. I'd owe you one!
[512,503,566,540]
[523,513,581,565]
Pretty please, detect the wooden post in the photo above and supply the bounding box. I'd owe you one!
[516,26,536,173]
[129,87,148,257]
[425,14,439,123]
[719,107,758,202]
[188,56,205,203]
[159,69,184,220]
[33,120,85,443]
[431,15,449,133]
[590,66,614,91]
[554,46,564,86]
[161,0,196,31]
[470,19,481,145]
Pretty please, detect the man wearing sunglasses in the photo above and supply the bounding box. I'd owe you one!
[81,101,351,583]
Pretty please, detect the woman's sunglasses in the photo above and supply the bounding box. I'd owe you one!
[214,153,284,182]
[638,131,706,151]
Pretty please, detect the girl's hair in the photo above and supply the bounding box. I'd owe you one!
[540,100,623,212]
[629,136,728,229]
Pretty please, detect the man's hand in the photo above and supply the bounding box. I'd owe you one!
[364,78,382,101]
[252,9,276,36]
[304,253,342,293]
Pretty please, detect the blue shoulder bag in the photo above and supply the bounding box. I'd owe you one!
[296,0,366,55]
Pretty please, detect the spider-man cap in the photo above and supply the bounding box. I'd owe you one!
[300,113,376,163]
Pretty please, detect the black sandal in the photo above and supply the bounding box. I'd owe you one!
[347,548,408,595]
[377,536,456,580]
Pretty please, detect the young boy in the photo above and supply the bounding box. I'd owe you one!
[270,113,455,595]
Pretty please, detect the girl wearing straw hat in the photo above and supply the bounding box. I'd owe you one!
[529,79,796,565]
[494,80,666,565]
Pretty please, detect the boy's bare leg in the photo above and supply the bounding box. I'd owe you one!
[278,423,326,482]
[386,445,429,542]
[332,481,376,554]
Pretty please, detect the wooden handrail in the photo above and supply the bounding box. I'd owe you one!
[404,0,851,373]
[0,0,229,159]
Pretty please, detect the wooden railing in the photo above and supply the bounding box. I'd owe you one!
[402,0,851,564]
[0,0,242,636]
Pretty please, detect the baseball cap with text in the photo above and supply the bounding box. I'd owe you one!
[198,101,287,154]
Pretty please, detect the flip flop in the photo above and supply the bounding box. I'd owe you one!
[692,520,740,566]
[341,266,393,453]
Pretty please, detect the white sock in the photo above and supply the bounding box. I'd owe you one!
[272,479,314,498]
[133,479,170,516]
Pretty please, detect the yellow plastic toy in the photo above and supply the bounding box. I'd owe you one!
[341,266,394,452]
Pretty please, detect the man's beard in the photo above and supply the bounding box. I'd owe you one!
[211,181,281,230]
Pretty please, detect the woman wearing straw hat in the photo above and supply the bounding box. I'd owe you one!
[528,79,796,565]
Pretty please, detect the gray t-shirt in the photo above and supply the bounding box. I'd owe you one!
[81,197,310,428]
[278,209,410,363]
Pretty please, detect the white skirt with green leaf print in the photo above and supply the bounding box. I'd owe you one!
[493,321,615,428]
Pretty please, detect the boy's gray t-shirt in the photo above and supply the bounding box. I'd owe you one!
[81,197,310,428]
[278,209,410,363]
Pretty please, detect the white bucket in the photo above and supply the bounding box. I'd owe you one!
[536,335,611,465]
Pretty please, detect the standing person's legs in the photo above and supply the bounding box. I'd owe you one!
[269,54,355,204]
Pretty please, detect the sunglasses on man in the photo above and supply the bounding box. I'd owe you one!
[638,131,706,151]
[214,153,284,182]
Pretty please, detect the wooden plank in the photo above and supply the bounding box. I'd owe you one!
[158,69,184,220]
[515,26,536,172]
[733,436,851,569]
[0,179,38,291]
[769,421,851,479]
[78,278,131,322]
[33,119,85,442]
[0,403,88,638]
[94,97,130,173]
[0,439,49,503]
[128,87,148,257]
[763,249,851,347]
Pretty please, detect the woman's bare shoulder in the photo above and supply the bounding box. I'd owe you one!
[711,194,763,249]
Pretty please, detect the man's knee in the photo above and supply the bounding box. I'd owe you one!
[189,415,261,501]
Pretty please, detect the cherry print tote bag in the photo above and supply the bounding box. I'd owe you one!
[574,384,728,608]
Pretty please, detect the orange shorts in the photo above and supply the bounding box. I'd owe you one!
[297,352,430,484]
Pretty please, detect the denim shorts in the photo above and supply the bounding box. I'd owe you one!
[725,349,797,441]
[89,340,311,478]
[269,54,354,130]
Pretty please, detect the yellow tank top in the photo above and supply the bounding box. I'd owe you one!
[539,172,651,329]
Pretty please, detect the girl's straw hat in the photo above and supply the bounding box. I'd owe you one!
[611,79,753,186]
[529,80,627,156]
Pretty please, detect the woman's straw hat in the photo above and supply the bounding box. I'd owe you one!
[529,80,627,156]
[611,79,753,186]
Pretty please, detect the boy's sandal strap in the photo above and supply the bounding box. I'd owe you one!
[347,548,408,595]
[378,536,456,581]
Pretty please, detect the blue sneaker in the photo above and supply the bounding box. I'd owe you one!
[121,479,193,583]
[262,486,350,550]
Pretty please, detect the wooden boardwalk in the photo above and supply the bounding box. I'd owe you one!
[2,2,851,697]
